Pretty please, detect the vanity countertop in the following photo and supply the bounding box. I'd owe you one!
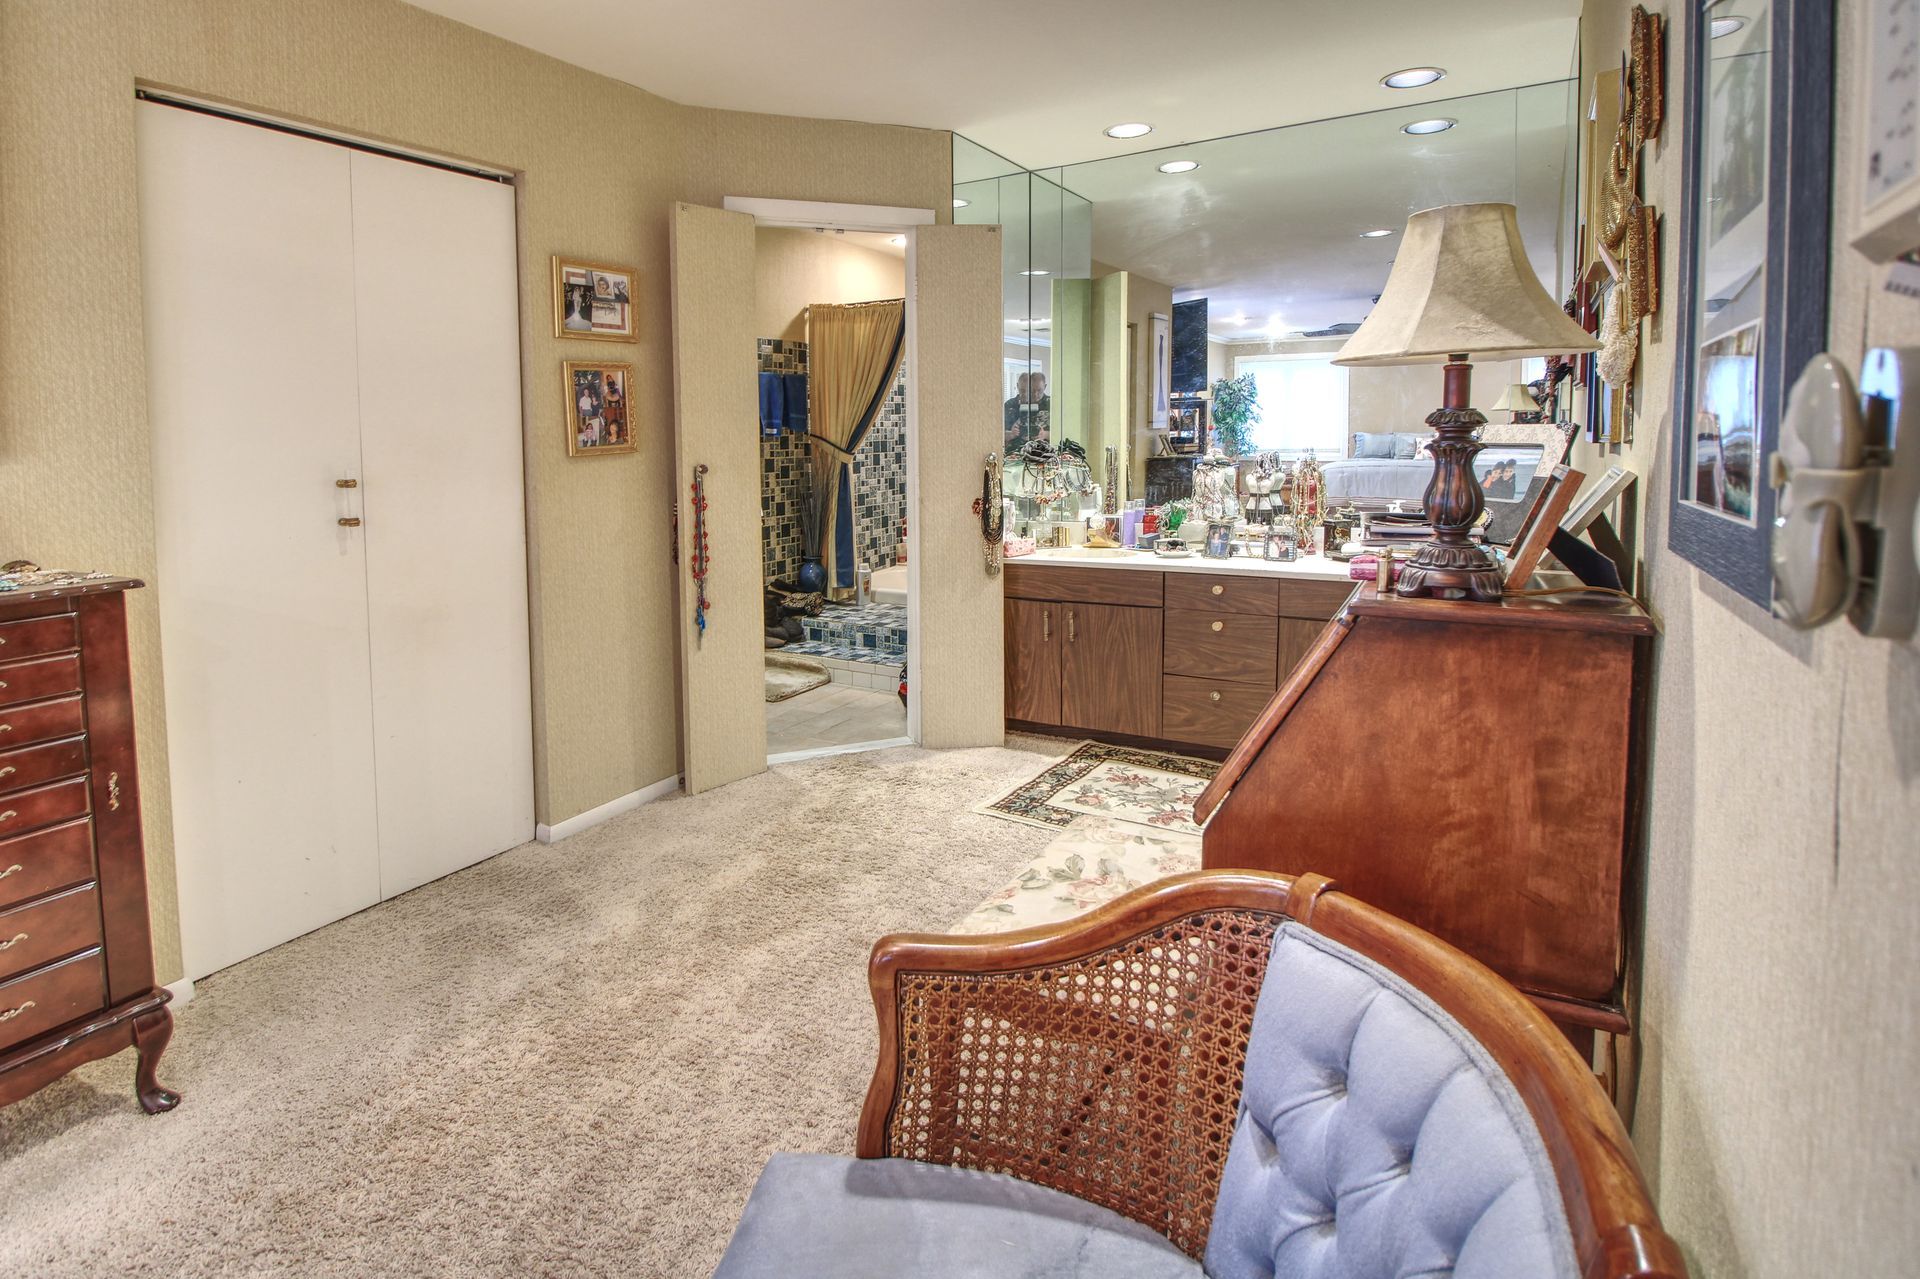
[1011,547,1354,583]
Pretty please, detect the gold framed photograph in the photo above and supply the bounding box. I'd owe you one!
[564,360,635,456]
[551,255,637,342]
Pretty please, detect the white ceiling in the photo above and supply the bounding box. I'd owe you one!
[404,0,1580,169]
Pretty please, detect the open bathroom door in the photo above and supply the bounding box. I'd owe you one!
[907,224,1005,748]
[670,202,767,794]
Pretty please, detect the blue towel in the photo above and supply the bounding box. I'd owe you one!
[759,372,785,436]
[782,374,809,436]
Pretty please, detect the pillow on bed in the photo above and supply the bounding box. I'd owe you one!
[1391,433,1424,459]
[1352,432,1397,458]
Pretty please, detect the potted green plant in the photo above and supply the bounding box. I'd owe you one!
[1209,373,1261,458]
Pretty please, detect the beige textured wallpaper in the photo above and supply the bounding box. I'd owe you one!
[0,0,950,981]
[753,229,905,344]
[1572,0,1920,1272]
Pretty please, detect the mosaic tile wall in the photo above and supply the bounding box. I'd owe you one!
[853,369,909,577]
[760,339,809,585]
[759,339,908,590]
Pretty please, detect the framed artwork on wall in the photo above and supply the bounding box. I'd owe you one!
[1853,0,1920,260]
[1667,0,1833,607]
[551,255,637,342]
[565,360,635,456]
[1149,312,1171,429]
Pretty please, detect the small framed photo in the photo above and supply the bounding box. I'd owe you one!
[552,256,637,342]
[564,361,635,457]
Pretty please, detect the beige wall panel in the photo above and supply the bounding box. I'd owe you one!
[753,228,905,343]
[1570,0,1920,1273]
[0,0,950,980]
[910,226,1004,749]
[671,204,766,794]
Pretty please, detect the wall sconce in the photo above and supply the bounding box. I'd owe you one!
[1769,348,1919,638]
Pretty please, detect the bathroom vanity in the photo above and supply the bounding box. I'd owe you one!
[1002,551,1356,753]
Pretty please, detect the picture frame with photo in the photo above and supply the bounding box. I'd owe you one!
[552,255,637,342]
[564,361,635,457]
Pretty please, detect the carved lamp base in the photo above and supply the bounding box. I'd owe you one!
[1394,357,1505,603]
[1394,542,1505,601]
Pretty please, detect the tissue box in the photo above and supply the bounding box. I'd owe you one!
[1003,537,1037,558]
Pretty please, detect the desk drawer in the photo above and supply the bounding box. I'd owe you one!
[0,819,96,912]
[1164,611,1278,686]
[0,949,106,1047]
[0,736,89,797]
[1165,573,1280,616]
[0,695,86,750]
[0,884,102,984]
[1163,675,1274,749]
[0,655,83,710]
[0,777,90,840]
[0,615,78,663]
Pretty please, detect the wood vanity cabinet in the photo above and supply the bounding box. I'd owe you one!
[1003,561,1353,753]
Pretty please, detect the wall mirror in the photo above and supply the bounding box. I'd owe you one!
[1669,0,1833,605]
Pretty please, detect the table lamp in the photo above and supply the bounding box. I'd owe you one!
[1489,383,1539,422]
[1335,203,1598,600]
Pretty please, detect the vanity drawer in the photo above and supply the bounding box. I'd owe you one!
[1163,675,1274,749]
[1275,578,1358,621]
[0,948,106,1047]
[0,735,89,797]
[1166,573,1280,616]
[0,819,97,911]
[0,694,87,749]
[1004,562,1164,607]
[0,777,91,840]
[0,884,102,984]
[0,615,78,663]
[1163,610,1278,686]
[0,654,83,710]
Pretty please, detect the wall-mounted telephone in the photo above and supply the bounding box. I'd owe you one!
[1769,348,1919,638]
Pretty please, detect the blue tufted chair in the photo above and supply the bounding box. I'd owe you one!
[716,871,1686,1279]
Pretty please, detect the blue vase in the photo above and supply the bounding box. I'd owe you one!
[797,556,827,594]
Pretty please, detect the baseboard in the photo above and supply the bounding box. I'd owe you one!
[767,736,913,766]
[536,774,681,844]
[165,978,195,1010]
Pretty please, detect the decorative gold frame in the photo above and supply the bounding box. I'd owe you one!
[550,255,637,343]
[563,360,636,457]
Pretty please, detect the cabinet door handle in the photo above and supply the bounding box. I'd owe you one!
[1042,609,1051,642]
[1211,620,1224,632]
[1067,610,1076,643]
[0,932,25,951]
[338,517,362,528]
[336,478,359,489]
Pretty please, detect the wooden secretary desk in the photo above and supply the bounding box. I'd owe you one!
[0,576,177,1113]
[1196,582,1656,1049]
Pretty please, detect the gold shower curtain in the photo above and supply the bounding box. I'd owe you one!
[806,299,906,593]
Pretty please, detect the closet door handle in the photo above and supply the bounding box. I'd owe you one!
[335,478,359,489]
[338,517,362,528]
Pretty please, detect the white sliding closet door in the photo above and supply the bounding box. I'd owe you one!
[349,152,534,896]
[138,103,534,979]
[139,105,383,979]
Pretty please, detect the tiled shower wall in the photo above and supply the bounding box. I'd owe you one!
[759,338,908,589]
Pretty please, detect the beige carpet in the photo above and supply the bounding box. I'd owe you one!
[0,740,1061,1277]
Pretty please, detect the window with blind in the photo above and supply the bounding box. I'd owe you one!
[1234,354,1350,458]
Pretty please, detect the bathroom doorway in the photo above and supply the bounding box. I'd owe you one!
[751,225,912,762]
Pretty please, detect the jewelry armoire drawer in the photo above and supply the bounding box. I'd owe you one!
[0,655,84,710]
[0,615,79,663]
[0,735,89,797]
[0,695,86,750]
[0,884,103,984]
[0,777,91,841]
[0,948,107,1047]
[0,819,97,912]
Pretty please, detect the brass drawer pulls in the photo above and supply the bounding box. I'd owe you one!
[1210,691,1223,702]
[0,766,13,781]
[0,1000,34,1023]
[0,933,25,951]
[1211,620,1224,632]
[1211,584,1224,595]
[0,811,16,824]
[0,864,20,880]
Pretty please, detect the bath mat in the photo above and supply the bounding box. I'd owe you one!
[951,816,1202,935]
[973,740,1219,836]
[764,653,831,702]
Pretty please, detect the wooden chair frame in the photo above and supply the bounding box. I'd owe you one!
[856,870,1685,1279]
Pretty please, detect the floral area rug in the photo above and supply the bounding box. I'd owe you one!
[952,816,1202,934]
[972,739,1219,837]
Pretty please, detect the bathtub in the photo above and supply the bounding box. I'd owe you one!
[868,563,908,606]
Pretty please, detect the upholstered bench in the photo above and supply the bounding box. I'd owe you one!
[716,872,1685,1279]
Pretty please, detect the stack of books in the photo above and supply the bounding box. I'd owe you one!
[1362,512,1433,546]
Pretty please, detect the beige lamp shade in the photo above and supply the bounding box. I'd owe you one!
[1489,383,1538,414]
[1334,203,1599,366]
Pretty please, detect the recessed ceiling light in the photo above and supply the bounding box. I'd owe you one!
[1381,67,1446,89]
[1105,122,1153,139]
[1019,269,1051,276]
[953,198,969,208]
[1710,15,1747,37]
[888,235,906,246]
[1360,228,1395,238]
[1401,118,1457,136]
[1158,159,1200,174]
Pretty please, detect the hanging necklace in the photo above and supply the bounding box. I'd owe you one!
[979,452,1005,575]
[691,465,712,639]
